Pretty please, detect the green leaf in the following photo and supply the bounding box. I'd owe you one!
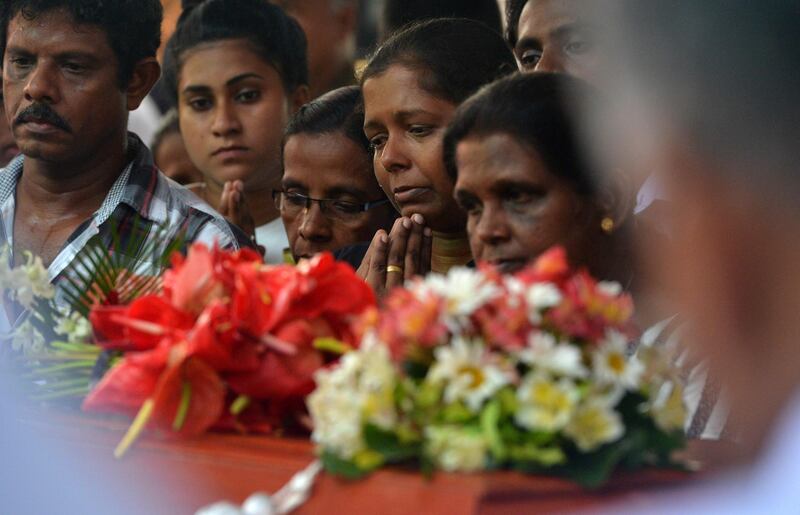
[497,386,518,414]
[363,424,420,462]
[403,359,431,381]
[508,444,566,467]
[441,401,476,424]
[320,450,370,480]
[312,337,352,355]
[415,381,442,409]
[563,433,640,489]
[172,381,192,431]
[229,395,250,416]
[480,400,507,461]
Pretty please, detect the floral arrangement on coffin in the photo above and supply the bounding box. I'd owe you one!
[1,225,183,402]
[81,244,374,457]
[308,247,687,488]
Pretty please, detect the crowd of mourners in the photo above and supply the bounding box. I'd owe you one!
[1,0,799,512]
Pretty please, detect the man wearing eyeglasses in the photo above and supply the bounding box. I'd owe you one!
[279,86,396,264]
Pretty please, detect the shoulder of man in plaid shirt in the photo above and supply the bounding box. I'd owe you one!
[0,133,253,305]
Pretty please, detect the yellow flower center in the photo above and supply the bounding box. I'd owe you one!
[532,382,572,412]
[459,366,485,389]
[607,352,626,375]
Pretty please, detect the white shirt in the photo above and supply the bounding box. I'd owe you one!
[127,95,162,148]
[255,218,290,264]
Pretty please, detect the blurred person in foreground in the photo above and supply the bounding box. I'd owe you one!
[275,0,359,99]
[586,1,800,512]
[279,86,396,263]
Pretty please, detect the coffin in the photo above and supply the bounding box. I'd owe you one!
[19,411,692,514]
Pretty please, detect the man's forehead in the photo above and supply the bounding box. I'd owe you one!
[5,8,112,54]
[519,0,583,38]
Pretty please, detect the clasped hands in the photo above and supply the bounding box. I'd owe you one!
[357,214,432,297]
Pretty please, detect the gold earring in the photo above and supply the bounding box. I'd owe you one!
[601,216,615,234]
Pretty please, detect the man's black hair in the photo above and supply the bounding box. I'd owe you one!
[283,85,368,154]
[163,0,308,105]
[362,18,516,107]
[382,0,502,39]
[505,0,528,48]
[443,72,598,195]
[0,0,162,87]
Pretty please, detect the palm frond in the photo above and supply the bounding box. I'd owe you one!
[62,218,186,315]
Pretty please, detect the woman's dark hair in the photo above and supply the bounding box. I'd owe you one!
[443,73,598,195]
[0,0,162,87]
[382,0,502,39]
[361,18,516,106]
[162,0,308,105]
[505,0,528,48]
[283,85,369,155]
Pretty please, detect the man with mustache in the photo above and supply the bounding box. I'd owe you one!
[0,1,250,315]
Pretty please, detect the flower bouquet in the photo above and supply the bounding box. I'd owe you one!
[81,244,374,456]
[1,224,182,402]
[308,248,686,488]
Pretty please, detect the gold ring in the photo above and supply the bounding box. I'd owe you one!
[386,265,404,275]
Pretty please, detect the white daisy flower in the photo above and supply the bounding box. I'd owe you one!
[423,268,500,317]
[425,426,488,472]
[564,399,625,452]
[427,337,510,413]
[308,338,398,458]
[592,330,643,389]
[516,332,588,378]
[526,282,563,310]
[515,372,579,432]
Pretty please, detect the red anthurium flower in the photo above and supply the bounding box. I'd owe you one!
[82,345,170,417]
[84,245,373,452]
[89,304,130,349]
[150,356,226,437]
[230,262,292,336]
[186,301,261,372]
[162,243,227,316]
[225,318,328,400]
[89,295,194,351]
[291,254,376,320]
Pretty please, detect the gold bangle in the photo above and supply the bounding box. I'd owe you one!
[386,265,404,274]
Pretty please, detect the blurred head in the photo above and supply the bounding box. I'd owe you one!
[151,109,203,185]
[275,0,358,98]
[1,0,161,165]
[506,0,601,81]
[361,18,516,233]
[588,1,800,451]
[445,72,631,275]
[280,86,396,260]
[381,0,502,41]
[163,0,309,193]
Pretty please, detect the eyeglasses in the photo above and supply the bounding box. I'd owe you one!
[272,190,391,222]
